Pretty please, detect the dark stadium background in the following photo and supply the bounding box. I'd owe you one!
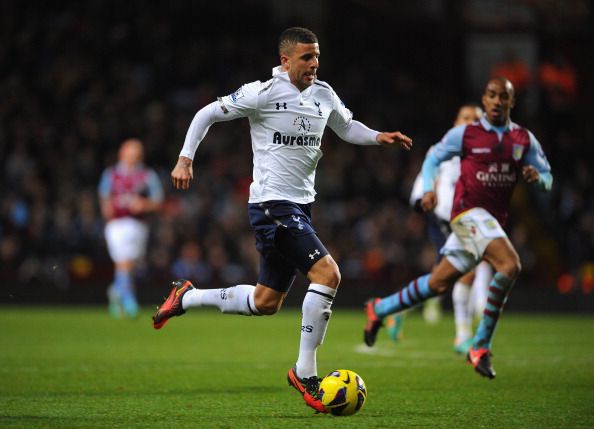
[1,0,592,311]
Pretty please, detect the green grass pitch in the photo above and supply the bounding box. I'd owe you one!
[1,306,593,428]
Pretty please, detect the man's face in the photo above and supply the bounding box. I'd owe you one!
[281,42,320,91]
[119,139,143,167]
[454,106,482,126]
[482,79,515,126]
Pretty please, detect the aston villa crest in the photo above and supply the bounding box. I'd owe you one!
[512,144,524,161]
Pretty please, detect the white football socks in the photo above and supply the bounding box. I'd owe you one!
[182,284,260,315]
[471,261,493,317]
[295,283,336,379]
[452,280,472,343]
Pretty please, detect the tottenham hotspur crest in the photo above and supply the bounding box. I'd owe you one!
[314,99,322,116]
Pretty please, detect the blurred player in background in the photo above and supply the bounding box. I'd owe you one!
[386,104,493,355]
[364,77,552,379]
[151,27,412,412]
[99,139,164,318]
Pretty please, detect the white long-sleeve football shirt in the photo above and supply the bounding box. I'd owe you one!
[180,66,380,204]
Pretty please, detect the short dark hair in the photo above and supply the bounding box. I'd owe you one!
[278,27,318,55]
[460,101,482,110]
[486,76,515,96]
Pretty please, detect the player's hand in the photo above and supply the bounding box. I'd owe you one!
[376,131,413,150]
[100,201,114,220]
[522,165,540,184]
[171,156,194,190]
[128,196,149,215]
[420,191,437,212]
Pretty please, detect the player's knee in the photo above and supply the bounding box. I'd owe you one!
[318,265,341,289]
[255,300,281,315]
[254,296,282,315]
[427,269,457,294]
[514,260,522,277]
[428,277,452,294]
[309,258,341,289]
[499,258,522,280]
[327,265,341,289]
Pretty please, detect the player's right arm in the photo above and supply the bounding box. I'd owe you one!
[172,81,261,190]
[420,125,465,212]
[409,171,424,212]
[98,169,115,219]
[171,156,194,190]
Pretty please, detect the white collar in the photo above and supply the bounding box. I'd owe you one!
[272,66,287,78]
[272,66,313,96]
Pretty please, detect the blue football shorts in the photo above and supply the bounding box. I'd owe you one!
[248,200,329,293]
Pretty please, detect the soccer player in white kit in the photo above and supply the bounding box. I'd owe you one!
[151,27,412,412]
[388,104,493,354]
[98,139,164,318]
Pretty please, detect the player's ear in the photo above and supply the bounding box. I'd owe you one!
[280,54,290,68]
[510,95,515,109]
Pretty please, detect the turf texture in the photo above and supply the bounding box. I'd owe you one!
[1,306,593,428]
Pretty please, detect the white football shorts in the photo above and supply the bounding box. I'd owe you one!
[440,207,507,273]
[104,217,149,263]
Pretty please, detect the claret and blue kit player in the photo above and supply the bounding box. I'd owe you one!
[98,139,164,319]
[389,103,492,354]
[364,77,552,380]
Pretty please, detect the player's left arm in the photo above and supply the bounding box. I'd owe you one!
[522,131,553,192]
[376,130,413,150]
[326,91,412,150]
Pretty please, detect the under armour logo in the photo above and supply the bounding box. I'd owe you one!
[276,102,287,110]
[309,249,321,260]
[314,100,322,116]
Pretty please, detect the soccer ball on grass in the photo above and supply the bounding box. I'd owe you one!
[318,369,367,416]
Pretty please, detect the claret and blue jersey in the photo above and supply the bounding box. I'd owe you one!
[421,116,552,226]
[98,163,164,220]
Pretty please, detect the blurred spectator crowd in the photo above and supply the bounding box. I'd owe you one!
[1,1,592,303]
